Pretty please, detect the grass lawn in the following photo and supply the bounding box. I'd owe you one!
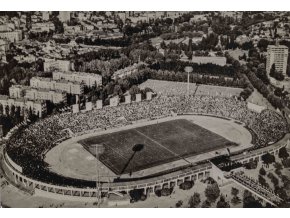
[80,119,232,175]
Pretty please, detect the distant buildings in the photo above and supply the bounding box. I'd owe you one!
[9,85,66,104]
[0,24,11,32]
[0,95,46,118]
[0,30,22,43]
[43,59,72,72]
[30,77,84,95]
[63,24,82,34]
[0,39,9,54]
[59,11,71,23]
[42,11,50,21]
[53,71,102,87]
[31,22,55,32]
[266,45,289,76]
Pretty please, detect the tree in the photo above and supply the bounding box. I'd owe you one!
[261,153,275,165]
[244,160,258,169]
[129,85,141,96]
[160,188,172,196]
[282,158,290,168]
[257,39,270,52]
[241,41,254,50]
[216,195,230,208]
[269,64,285,81]
[243,190,262,208]
[205,182,220,203]
[113,84,123,96]
[231,187,239,197]
[188,192,201,208]
[160,41,166,49]
[267,172,279,187]
[243,196,263,208]
[256,64,270,85]
[259,167,266,176]
[201,200,211,208]
[188,38,193,52]
[258,175,269,188]
[176,200,183,208]
[278,147,289,160]
[180,181,194,190]
[275,187,287,201]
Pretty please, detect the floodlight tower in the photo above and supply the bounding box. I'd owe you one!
[95,144,104,207]
[184,66,193,97]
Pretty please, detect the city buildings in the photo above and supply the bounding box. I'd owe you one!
[43,58,72,72]
[31,22,55,32]
[0,94,46,117]
[0,30,22,43]
[0,39,9,54]
[0,24,12,32]
[9,85,66,104]
[42,11,50,21]
[266,45,289,76]
[30,77,84,95]
[53,71,102,87]
[59,11,71,23]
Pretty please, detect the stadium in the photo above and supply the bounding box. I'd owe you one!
[2,80,289,203]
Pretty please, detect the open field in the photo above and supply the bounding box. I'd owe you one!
[80,119,233,175]
[139,79,242,97]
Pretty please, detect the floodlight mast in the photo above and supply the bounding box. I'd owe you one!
[95,145,104,207]
[184,66,193,97]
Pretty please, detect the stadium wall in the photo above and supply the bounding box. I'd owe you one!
[3,118,289,201]
[3,134,288,201]
[2,148,212,201]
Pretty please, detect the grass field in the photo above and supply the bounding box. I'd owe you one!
[79,119,233,175]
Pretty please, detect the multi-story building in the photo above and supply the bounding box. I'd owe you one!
[0,30,22,43]
[31,22,55,32]
[63,24,82,33]
[43,58,71,72]
[0,24,10,32]
[266,45,289,76]
[9,85,66,104]
[0,39,9,54]
[0,95,46,118]
[59,11,71,23]
[25,88,66,104]
[53,71,102,87]
[30,77,84,95]
[9,85,27,98]
[42,11,50,21]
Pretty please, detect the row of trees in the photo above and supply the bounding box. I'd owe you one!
[73,49,121,66]
[75,36,132,47]
[150,60,236,77]
[0,62,36,95]
[242,66,284,109]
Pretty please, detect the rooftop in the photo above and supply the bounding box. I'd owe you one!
[54,71,102,78]
[267,45,289,49]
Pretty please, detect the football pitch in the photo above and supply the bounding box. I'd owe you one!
[79,119,233,175]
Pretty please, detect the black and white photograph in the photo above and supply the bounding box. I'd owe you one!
[1,0,290,212]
